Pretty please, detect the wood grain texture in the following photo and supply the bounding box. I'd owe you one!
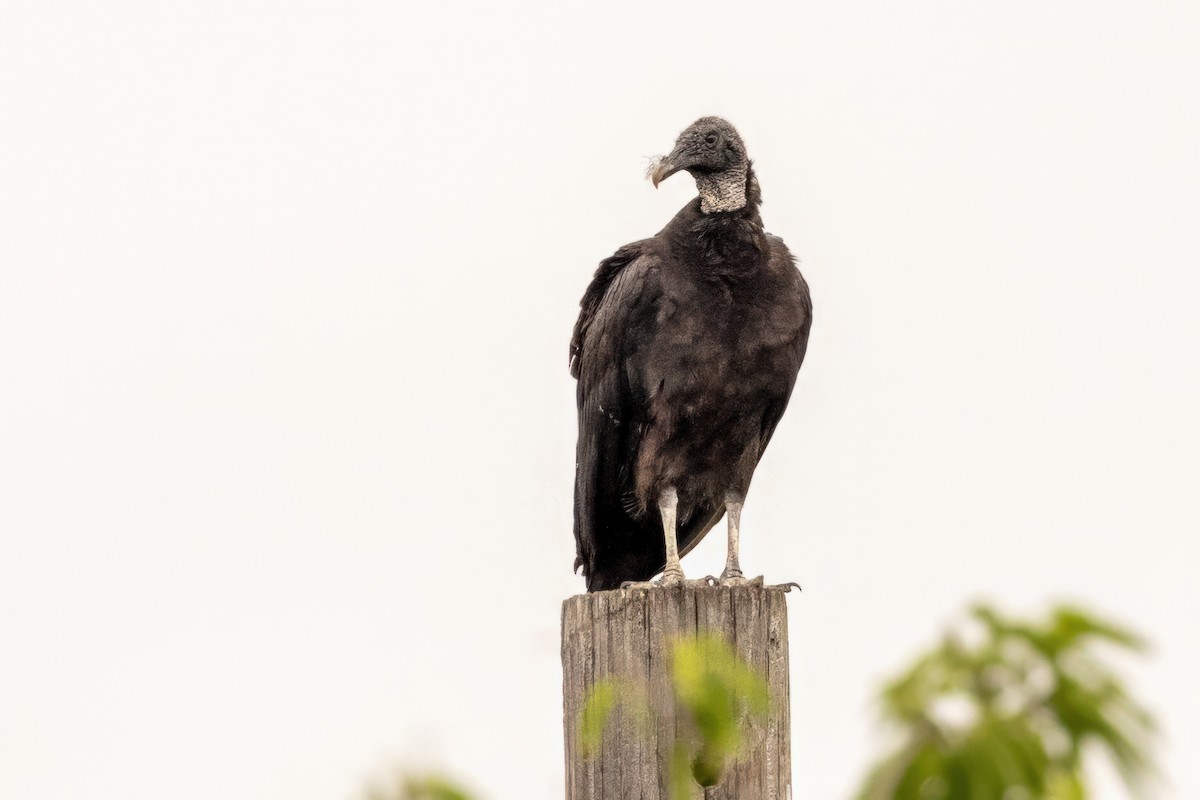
[561,585,792,800]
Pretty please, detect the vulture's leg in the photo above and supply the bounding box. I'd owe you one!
[624,484,705,592]
[659,486,685,586]
[621,486,715,590]
[719,491,754,586]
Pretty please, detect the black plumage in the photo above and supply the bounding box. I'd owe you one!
[570,118,812,592]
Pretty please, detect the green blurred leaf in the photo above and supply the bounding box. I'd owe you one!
[580,678,621,756]
[670,633,770,788]
[670,741,694,800]
[578,634,770,797]
[401,775,476,800]
[856,603,1155,800]
[365,772,478,800]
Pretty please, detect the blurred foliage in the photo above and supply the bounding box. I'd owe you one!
[855,603,1156,800]
[363,605,1157,800]
[581,633,769,798]
[672,635,770,785]
[364,771,478,800]
[581,678,621,757]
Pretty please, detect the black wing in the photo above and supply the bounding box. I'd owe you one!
[756,235,813,457]
[569,242,649,380]
[570,241,669,591]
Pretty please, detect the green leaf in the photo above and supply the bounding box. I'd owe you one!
[398,774,477,800]
[669,741,695,800]
[579,678,620,757]
[854,603,1156,800]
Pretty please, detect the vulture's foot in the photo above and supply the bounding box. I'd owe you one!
[718,570,764,587]
[659,565,686,587]
[620,573,716,591]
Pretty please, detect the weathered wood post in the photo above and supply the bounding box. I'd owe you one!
[561,584,793,800]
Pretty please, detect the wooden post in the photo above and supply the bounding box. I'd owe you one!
[561,584,792,800]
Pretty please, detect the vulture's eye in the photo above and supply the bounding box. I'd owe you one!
[704,133,719,145]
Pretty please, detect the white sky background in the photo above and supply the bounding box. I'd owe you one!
[1,1,1198,798]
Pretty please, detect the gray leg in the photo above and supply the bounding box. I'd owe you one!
[659,486,685,585]
[621,486,716,590]
[719,492,752,585]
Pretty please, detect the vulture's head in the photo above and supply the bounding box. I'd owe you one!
[648,117,754,213]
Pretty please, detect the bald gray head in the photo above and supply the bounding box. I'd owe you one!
[648,117,750,213]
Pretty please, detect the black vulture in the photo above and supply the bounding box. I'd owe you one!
[570,117,812,592]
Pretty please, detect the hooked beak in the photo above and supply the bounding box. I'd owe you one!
[649,151,685,188]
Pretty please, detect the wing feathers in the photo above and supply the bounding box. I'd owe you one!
[570,243,660,587]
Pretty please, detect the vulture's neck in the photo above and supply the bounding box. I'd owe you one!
[696,165,747,213]
[668,165,766,270]
[695,163,760,215]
